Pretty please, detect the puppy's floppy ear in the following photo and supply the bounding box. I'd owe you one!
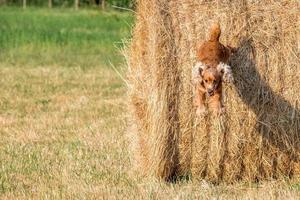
[192,62,207,85]
[217,62,229,74]
[217,62,234,83]
[217,64,225,74]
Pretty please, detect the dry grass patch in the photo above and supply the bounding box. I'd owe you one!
[0,65,130,198]
[0,65,299,199]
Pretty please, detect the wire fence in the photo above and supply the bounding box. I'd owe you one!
[0,0,134,10]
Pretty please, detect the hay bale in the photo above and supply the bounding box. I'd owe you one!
[127,0,300,182]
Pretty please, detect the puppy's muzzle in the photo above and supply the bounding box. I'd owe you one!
[207,89,214,96]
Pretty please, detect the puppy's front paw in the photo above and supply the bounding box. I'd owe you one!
[196,107,208,117]
[223,72,234,84]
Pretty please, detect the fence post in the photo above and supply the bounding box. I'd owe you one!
[0,0,7,6]
[48,0,52,8]
[75,0,79,10]
[101,0,105,10]
[23,0,26,9]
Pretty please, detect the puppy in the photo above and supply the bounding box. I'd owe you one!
[192,23,234,116]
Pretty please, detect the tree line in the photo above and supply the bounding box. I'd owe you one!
[0,0,134,9]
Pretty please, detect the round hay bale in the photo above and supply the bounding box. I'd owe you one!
[127,0,300,182]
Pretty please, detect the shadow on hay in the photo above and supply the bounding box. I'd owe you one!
[231,38,300,177]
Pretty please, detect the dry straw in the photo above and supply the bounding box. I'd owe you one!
[126,0,300,182]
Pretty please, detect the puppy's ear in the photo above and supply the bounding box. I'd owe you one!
[192,62,206,85]
[217,62,234,83]
[217,65,225,75]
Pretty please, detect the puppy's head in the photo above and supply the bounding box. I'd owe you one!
[201,67,222,96]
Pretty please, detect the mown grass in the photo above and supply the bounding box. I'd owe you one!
[0,7,132,199]
[0,66,130,198]
[0,7,299,200]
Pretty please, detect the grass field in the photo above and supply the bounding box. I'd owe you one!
[0,7,300,199]
[0,7,132,68]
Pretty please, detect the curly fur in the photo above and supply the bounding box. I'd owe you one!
[193,23,234,116]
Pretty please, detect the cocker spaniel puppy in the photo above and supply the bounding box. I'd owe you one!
[192,23,235,116]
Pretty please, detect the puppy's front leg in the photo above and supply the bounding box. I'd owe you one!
[209,89,224,116]
[194,86,207,117]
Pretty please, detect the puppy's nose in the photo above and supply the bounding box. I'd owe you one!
[208,89,214,96]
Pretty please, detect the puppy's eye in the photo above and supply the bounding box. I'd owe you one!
[205,80,208,83]
[213,80,216,84]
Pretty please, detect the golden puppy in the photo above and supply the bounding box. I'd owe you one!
[192,23,234,116]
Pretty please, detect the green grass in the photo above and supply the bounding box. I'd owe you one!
[0,7,133,68]
[0,7,300,199]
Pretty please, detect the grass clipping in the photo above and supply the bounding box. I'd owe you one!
[126,0,300,182]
